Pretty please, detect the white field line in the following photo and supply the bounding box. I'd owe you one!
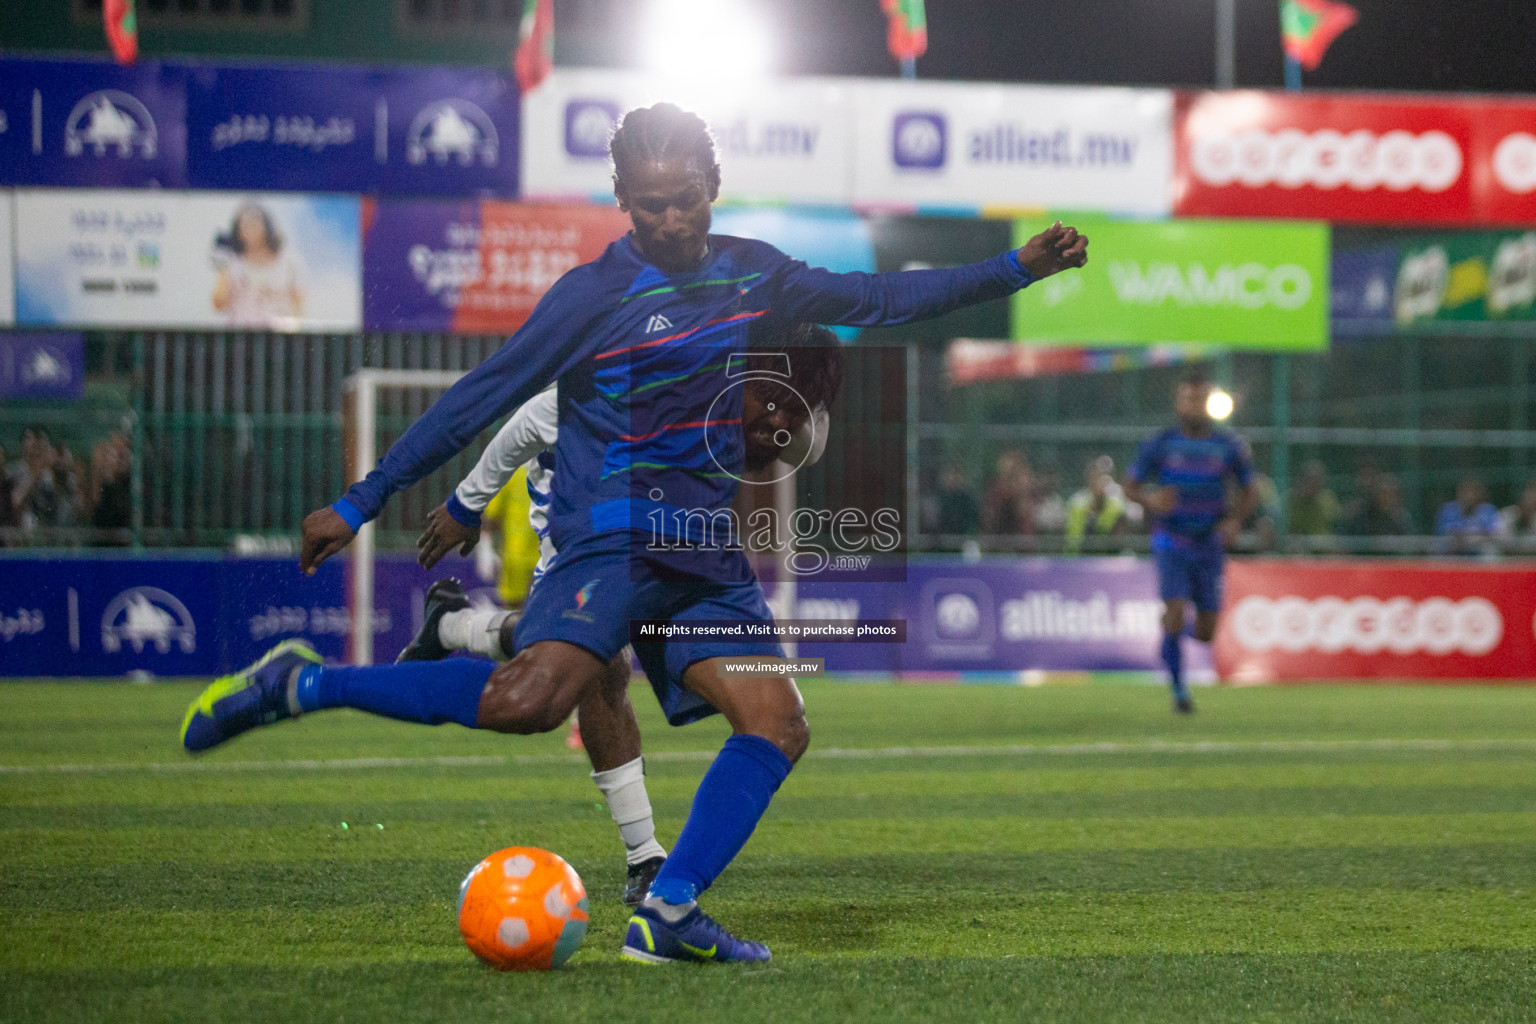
[2,737,1535,776]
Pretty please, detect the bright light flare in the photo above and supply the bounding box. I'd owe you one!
[640,0,772,103]
[1206,388,1236,421]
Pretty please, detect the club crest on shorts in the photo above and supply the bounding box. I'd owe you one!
[562,580,600,622]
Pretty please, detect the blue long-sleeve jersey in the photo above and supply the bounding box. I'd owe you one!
[337,232,1033,552]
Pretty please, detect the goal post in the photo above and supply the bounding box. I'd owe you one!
[340,367,802,666]
[342,368,465,665]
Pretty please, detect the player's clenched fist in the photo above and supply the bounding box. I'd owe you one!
[300,505,356,575]
[1015,221,1089,279]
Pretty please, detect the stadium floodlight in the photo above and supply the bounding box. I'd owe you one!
[1206,388,1236,421]
[639,0,772,104]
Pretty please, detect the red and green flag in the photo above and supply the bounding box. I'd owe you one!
[1280,0,1358,71]
[881,0,927,62]
[104,0,138,64]
[513,0,554,93]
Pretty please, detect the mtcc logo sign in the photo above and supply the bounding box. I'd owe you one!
[1230,594,1502,657]
[407,99,498,167]
[65,90,158,159]
[101,587,197,655]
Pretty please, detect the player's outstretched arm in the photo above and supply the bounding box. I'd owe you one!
[1015,221,1089,279]
[765,220,1088,329]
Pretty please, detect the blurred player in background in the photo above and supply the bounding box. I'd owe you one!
[1125,375,1257,713]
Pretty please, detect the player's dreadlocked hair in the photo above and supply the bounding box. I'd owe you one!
[609,103,720,192]
[749,322,846,413]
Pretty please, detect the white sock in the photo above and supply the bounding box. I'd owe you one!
[437,608,512,659]
[591,756,667,866]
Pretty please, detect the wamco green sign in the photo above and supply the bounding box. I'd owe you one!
[1012,216,1331,350]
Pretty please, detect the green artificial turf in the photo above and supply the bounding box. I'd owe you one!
[3,679,1535,1023]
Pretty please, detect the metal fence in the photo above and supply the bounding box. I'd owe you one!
[4,328,1535,555]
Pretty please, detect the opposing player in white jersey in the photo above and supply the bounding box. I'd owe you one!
[397,325,840,906]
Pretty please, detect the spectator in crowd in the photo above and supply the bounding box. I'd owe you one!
[981,449,1038,538]
[1501,479,1536,541]
[1242,473,1282,551]
[926,465,980,539]
[90,432,133,538]
[1435,476,1503,554]
[1032,467,1067,534]
[53,443,85,527]
[1339,459,1382,529]
[1342,473,1415,537]
[11,425,62,532]
[1286,460,1341,538]
[1064,455,1139,553]
[0,442,15,537]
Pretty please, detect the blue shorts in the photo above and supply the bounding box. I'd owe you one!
[1154,544,1226,613]
[513,534,785,726]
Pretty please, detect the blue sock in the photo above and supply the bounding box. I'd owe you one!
[294,658,490,728]
[647,734,792,905]
[1161,632,1186,700]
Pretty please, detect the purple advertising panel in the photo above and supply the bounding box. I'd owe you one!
[799,558,1212,677]
[1331,244,1398,335]
[186,63,520,196]
[2,555,1204,680]
[0,332,85,399]
[0,57,187,188]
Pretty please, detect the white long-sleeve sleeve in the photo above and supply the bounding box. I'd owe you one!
[453,387,559,514]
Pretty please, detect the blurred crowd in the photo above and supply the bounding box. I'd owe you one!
[923,448,1536,557]
[0,425,132,543]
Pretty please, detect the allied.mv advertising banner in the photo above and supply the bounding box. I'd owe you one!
[853,81,1174,215]
[1011,215,1331,350]
[15,189,361,332]
[521,68,856,205]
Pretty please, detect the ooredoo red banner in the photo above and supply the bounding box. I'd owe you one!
[1175,91,1536,226]
[1176,92,1477,224]
[1478,100,1536,226]
[1214,560,1536,682]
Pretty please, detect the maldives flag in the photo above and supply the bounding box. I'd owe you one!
[513,0,554,93]
[881,0,927,62]
[104,0,138,64]
[1280,0,1358,71]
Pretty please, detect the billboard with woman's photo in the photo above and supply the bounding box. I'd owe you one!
[13,189,361,332]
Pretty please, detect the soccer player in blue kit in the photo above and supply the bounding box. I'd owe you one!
[180,103,1089,963]
[1124,374,1258,714]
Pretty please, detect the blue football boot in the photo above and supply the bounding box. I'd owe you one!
[621,903,771,964]
[180,639,322,753]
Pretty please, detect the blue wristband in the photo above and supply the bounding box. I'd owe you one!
[331,498,367,533]
[1007,249,1038,287]
[444,492,483,529]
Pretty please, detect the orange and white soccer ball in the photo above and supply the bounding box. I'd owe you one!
[457,846,589,971]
